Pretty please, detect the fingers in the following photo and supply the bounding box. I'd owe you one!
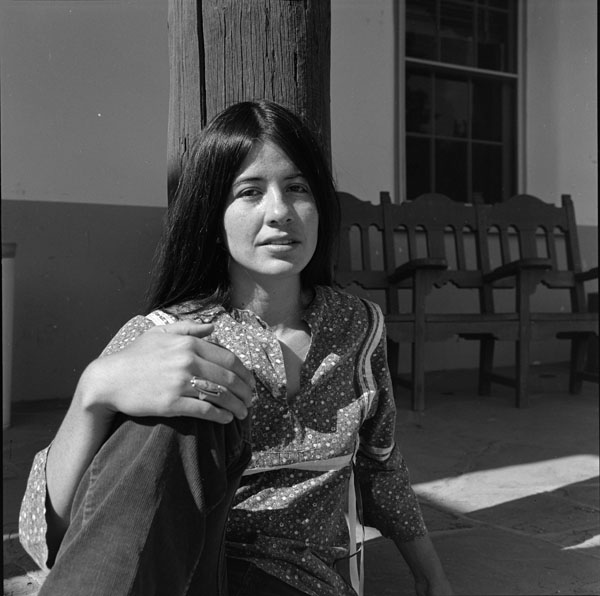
[146,321,255,396]
[186,362,253,420]
[145,319,256,418]
[188,377,247,419]
[190,377,223,397]
[193,388,250,421]
[175,397,236,424]
[193,342,256,401]
[191,357,254,409]
[147,321,215,338]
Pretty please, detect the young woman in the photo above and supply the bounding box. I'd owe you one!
[20,100,452,596]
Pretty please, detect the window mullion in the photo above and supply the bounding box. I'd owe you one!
[501,82,512,201]
[473,1,479,70]
[467,76,473,204]
[406,57,518,80]
[435,0,441,62]
[431,72,436,193]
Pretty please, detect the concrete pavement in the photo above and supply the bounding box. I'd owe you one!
[366,365,599,595]
[4,364,599,595]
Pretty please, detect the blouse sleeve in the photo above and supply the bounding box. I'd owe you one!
[355,330,428,543]
[18,315,154,570]
[18,447,52,572]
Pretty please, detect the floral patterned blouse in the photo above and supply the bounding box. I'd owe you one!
[19,286,427,596]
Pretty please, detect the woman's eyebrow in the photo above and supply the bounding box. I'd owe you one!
[233,176,263,186]
[233,172,306,187]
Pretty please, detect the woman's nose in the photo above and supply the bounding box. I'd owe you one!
[265,187,293,224]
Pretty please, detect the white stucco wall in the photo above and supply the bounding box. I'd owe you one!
[525,0,598,225]
[5,0,596,220]
[3,0,400,209]
[330,0,396,203]
[0,1,169,208]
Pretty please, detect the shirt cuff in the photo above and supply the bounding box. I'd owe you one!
[19,446,51,572]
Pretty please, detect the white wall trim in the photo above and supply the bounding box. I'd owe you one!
[395,0,406,204]
[518,0,528,193]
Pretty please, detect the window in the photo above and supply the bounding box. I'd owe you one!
[404,0,518,203]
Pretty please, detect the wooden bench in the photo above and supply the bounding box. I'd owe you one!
[335,191,598,410]
[475,193,599,404]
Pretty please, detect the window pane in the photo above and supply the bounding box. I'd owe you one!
[406,136,431,199]
[404,0,517,203]
[406,72,432,133]
[478,9,510,71]
[472,78,502,141]
[440,1,475,66]
[487,0,510,10]
[435,139,467,200]
[435,77,469,138]
[472,143,502,203]
[406,0,437,60]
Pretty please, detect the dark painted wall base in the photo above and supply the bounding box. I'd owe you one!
[2,200,165,402]
[2,199,598,402]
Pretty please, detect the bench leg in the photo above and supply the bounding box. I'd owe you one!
[412,337,425,412]
[515,275,535,408]
[569,335,589,394]
[515,338,531,408]
[478,337,495,396]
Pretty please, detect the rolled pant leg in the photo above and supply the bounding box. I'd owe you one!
[39,415,251,596]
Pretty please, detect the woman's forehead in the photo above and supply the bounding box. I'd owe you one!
[233,140,304,181]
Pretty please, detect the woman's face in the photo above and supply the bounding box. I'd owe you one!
[223,140,319,288]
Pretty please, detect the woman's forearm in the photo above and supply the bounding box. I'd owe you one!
[395,534,453,595]
[45,360,115,554]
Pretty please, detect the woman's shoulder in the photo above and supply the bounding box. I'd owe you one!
[317,285,384,317]
[100,301,224,357]
[155,301,225,324]
[99,315,154,357]
[313,286,385,340]
[98,301,223,358]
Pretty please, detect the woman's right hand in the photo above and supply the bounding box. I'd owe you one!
[78,321,256,425]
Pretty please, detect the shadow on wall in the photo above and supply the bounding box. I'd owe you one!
[1,199,166,404]
[2,198,597,402]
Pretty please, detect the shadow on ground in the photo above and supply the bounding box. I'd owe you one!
[4,365,599,596]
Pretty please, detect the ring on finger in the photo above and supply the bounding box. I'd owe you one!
[190,376,224,399]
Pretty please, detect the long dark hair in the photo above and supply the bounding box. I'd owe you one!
[146,100,339,313]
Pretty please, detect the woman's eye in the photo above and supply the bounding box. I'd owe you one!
[288,184,309,194]
[237,188,261,199]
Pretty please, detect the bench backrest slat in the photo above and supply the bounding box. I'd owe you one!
[335,191,591,315]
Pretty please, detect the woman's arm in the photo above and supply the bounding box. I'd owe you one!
[395,535,453,596]
[44,367,116,558]
[355,311,452,595]
[41,318,255,562]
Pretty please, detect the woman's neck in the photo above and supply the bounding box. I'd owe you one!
[230,278,311,331]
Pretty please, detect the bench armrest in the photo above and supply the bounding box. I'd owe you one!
[483,258,552,283]
[388,258,447,283]
[575,267,599,282]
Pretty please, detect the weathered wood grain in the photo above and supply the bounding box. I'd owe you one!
[167,0,331,199]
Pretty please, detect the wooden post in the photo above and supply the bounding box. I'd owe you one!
[167,0,331,199]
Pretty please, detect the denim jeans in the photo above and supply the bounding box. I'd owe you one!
[38,413,252,596]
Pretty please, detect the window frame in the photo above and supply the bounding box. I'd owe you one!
[395,0,525,204]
